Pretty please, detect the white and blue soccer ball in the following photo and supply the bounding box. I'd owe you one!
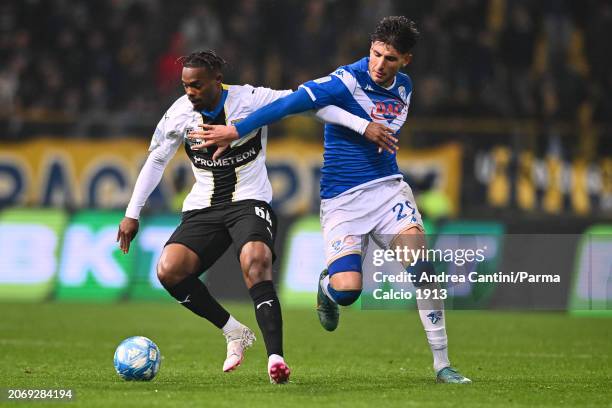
[113,336,161,381]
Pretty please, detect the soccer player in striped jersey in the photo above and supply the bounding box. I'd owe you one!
[194,18,471,384]
[116,50,394,384]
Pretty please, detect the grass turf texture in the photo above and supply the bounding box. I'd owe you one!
[1,303,610,407]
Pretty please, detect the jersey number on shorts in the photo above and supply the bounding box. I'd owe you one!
[255,206,273,226]
[392,201,416,222]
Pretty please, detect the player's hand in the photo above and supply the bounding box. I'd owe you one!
[186,130,230,160]
[188,124,237,160]
[211,143,230,160]
[199,124,238,146]
[363,123,398,154]
[117,216,139,254]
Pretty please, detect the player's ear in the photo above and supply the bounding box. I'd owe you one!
[215,73,223,84]
[402,53,413,67]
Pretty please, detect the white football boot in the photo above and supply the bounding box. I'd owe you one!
[222,325,256,372]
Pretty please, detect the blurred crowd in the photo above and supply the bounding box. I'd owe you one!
[1,0,611,140]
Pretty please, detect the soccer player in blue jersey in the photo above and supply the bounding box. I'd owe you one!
[193,16,471,384]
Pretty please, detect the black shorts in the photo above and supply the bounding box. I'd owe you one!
[165,199,277,273]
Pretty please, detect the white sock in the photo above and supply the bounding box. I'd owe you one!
[422,322,450,373]
[222,315,242,336]
[320,274,336,303]
[416,285,450,373]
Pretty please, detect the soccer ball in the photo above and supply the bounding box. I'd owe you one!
[113,336,161,381]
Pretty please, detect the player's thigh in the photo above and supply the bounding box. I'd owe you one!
[391,225,426,253]
[226,200,277,263]
[373,181,425,253]
[165,210,233,274]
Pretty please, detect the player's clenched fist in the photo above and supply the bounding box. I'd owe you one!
[117,216,139,254]
[363,122,399,154]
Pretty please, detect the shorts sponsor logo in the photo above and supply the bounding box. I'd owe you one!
[332,239,342,252]
[331,236,356,253]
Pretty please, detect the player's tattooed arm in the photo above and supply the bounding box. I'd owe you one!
[117,217,139,254]
[363,123,399,154]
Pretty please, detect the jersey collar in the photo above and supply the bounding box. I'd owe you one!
[200,85,228,119]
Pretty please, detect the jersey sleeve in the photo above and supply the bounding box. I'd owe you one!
[299,68,357,109]
[249,86,293,111]
[314,105,369,135]
[148,112,183,156]
[234,88,316,137]
[125,111,182,219]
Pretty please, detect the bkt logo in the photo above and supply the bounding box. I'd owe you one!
[370,99,404,122]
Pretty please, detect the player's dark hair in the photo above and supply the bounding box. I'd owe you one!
[178,50,227,73]
[370,16,419,54]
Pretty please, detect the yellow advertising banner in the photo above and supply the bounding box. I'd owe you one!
[0,138,462,215]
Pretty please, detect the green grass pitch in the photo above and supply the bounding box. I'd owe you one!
[1,303,610,407]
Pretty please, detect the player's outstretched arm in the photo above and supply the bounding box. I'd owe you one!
[189,89,316,160]
[118,134,179,253]
[314,107,398,153]
[117,151,165,254]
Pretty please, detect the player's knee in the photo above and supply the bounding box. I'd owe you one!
[329,254,362,289]
[328,273,362,305]
[327,254,363,305]
[157,244,200,288]
[407,260,437,288]
[329,272,362,291]
[157,255,188,288]
[241,243,272,283]
[328,285,362,306]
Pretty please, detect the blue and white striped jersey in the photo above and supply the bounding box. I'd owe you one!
[300,57,413,199]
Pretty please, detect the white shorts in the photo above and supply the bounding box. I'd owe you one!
[320,176,424,268]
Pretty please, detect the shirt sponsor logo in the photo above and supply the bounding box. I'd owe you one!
[193,147,258,168]
[370,99,405,122]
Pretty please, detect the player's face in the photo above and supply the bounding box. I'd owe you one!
[368,41,412,88]
[181,67,222,111]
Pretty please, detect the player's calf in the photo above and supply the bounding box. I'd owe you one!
[157,244,232,330]
[240,242,287,382]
